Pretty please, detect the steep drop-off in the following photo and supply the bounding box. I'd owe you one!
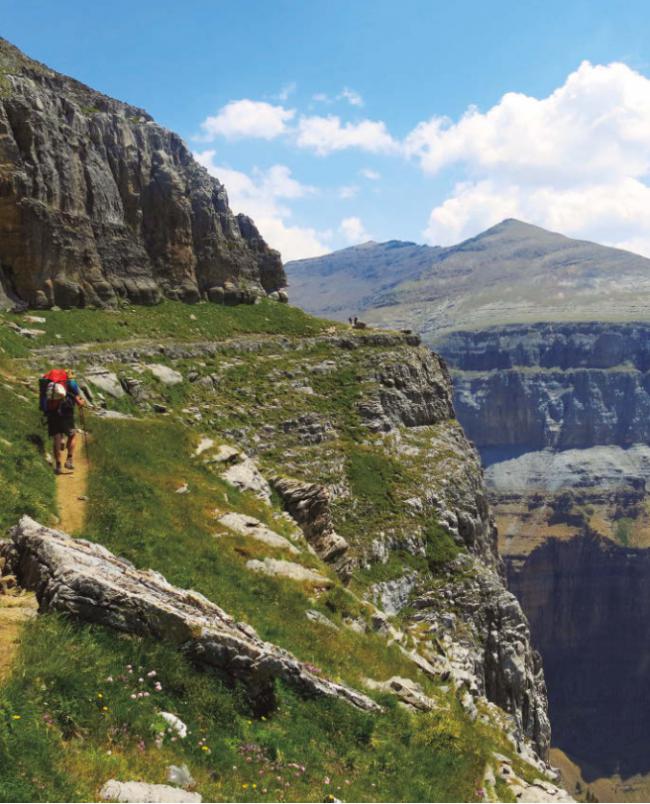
[0,38,284,310]
[508,533,650,780]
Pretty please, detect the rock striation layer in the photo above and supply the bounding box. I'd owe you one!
[4,516,379,714]
[0,38,284,309]
[508,532,650,779]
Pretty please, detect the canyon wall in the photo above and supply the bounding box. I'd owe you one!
[508,533,650,779]
[436,320,650,782]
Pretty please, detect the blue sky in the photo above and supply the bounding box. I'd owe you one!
[4,0,650,260]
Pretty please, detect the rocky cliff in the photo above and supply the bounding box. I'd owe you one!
[439,320,650,788]
[0,38,285,310]
[508,533,650,780]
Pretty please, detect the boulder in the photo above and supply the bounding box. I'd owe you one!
[86,368,125,399]
[246,558,333,587]
[9,517,378,714]
[222,457,272,503]
[147,364,183,386]
[100,780,201,803]
[218,513,300,554]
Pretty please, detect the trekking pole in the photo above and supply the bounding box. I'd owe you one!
[80,405,90,466]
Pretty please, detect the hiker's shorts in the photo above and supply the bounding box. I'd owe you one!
[47,413,75,438]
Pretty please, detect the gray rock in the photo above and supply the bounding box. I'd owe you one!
[100,780,201,803]
[86,369,125,399]
[9,517,380,713]
[272,477,349,570]
[305,609,339,630]
[364,676,437,711]
[147,364,183,386]
[222,457,272,502]
[246,557,333,587]
[218,513,300,555]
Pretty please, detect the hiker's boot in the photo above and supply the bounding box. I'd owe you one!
[64,457,74,470]
[54,463,62,475]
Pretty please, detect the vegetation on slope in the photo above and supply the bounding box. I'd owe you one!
[0,301,541,802]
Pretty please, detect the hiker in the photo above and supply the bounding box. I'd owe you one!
[39,368,86,475]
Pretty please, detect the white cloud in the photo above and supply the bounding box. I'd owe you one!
[296,115,398,155]
[200,99,295,141]
[194,150,329,261]
[406,61,650,254]
[340,216,372,244]
[338,185,360,199]
[273,82,297,102]
[360,168,381,180]
[340,87,364,107]
[312,92,331,103]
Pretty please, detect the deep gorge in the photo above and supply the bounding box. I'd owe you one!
[436,321,650,783]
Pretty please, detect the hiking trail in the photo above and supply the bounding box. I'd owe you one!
[0,594,37,681]
[55,433,90,536]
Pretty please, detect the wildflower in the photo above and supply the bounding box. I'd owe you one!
[138,677,144,683]
[130,694,137,700]
[143,692,150,698]
[324,776,331,785]
[147,670,157,678]
[252,784,257,789]
[126,664,132,669]
[201,745,210,753]
[11,715,20,720]
[106,676,114,683]
[102,706,109,712]
[242,784,249,789]
[97,693,103,699]
[106,750,112,756]
[262,789,267,794]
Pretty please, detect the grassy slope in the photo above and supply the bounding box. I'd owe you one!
[0,302,534,802]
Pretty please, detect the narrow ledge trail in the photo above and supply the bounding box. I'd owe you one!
[55,430,91,536]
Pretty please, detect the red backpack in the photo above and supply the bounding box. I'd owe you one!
[39,369,69,413]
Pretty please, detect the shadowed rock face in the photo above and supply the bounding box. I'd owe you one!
[507,533,650,779]
[0,38,285,309]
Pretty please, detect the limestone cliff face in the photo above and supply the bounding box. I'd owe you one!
[0,38,285,309]
[508,533,650,779]
[440,324,650,452]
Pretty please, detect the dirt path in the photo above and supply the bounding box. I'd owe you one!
[0,593,38,682]
[55,434,90,535]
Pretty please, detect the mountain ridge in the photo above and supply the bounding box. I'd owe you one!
[286,219,650,341]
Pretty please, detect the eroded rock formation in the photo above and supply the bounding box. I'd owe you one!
[0,38,284,309]
[4,516,379,714]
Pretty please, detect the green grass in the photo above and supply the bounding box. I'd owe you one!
[82,416,430,689]
[614,517,633,546]
[0,384,55,534]
[0,299,333,351]
[0,615,493,803]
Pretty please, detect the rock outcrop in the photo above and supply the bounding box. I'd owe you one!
[271,477,350,565]
[0,38,284,309]
[5,516,379,714]
[358,346,454,432]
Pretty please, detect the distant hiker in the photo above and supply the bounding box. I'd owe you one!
[348,316,353,325]
[353,316,358,325]
[39,368,86,475]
